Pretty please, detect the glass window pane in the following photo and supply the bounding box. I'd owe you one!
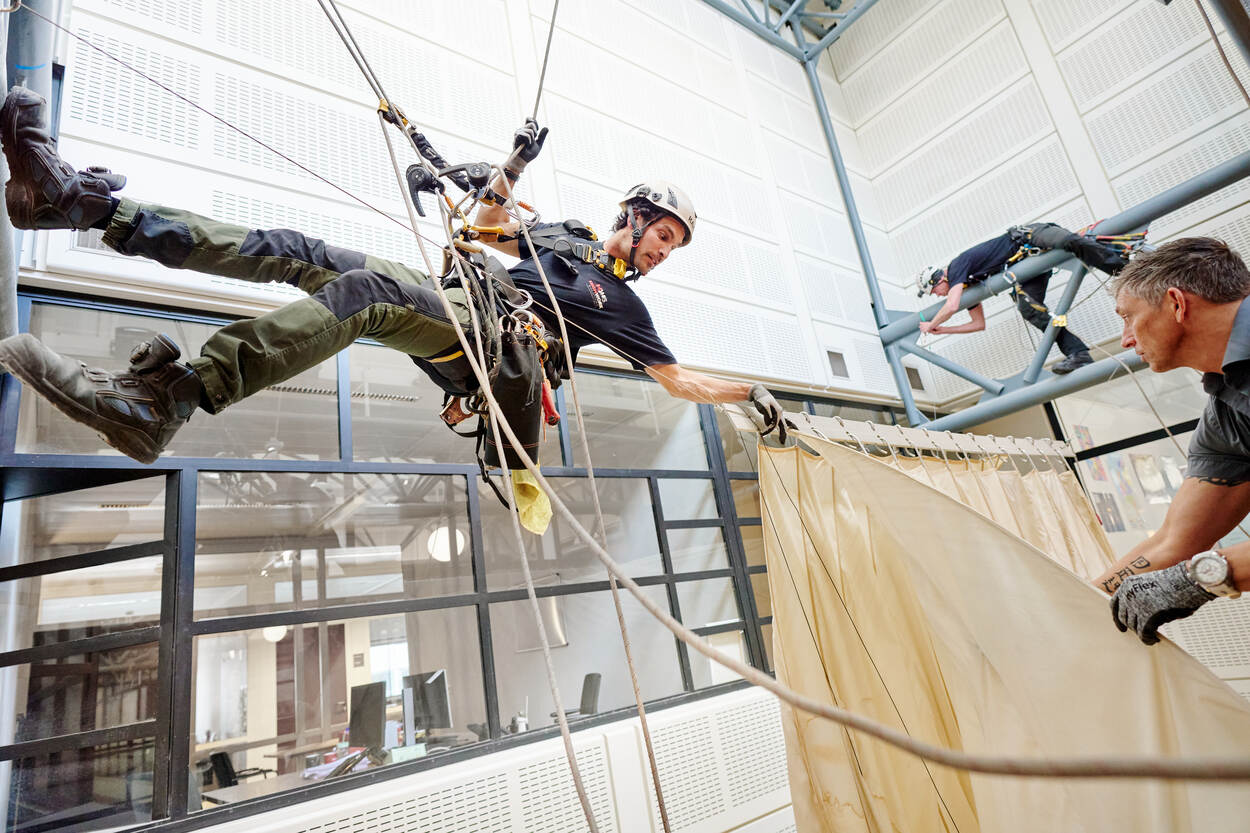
[5,478,166,566]
[194,473,471,618]
[775,396,808,415]
[191,608,485,808]
[348,343,478,465]
[1076,431,1217,557]
[7,643,159,742]
[740,525,765,568]
[5,739,155,830]
[1055,367,1206,449]
[689,630,746,689]
[2,557,164,652]
[569,373,708,470]
[489,586,680,733]
[667,527,729,573]
[730,479,760,520]
[750,572,772,619]
[481,477,661,586]
[657,478,719,520]
[676,578,740,628]
[717,408,758,473]
[22,304,338,459]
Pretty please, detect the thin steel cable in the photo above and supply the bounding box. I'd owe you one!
[531,0,561,119]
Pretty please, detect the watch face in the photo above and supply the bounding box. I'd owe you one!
[1193,554,1228,585]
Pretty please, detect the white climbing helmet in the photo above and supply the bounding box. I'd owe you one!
[914,264,946,296]
[620,181,697,245]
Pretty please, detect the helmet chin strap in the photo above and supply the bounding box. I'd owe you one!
[626,203,659,274]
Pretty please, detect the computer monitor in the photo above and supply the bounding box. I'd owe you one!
[403,670,452,731]
[347,681,386,750]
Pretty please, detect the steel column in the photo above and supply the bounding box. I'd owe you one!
[1021,265,1086,384]
[798,33,924,424]
[1208,0,1250,77]
[695,0,806,59]
[896,340,1005,395]
[881,148,1250,345]
[924,350,1147,432]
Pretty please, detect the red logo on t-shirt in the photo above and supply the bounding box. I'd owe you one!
[588,280,607,309]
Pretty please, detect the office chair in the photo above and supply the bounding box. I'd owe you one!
[550,672,601,720]
[209,751,274,788]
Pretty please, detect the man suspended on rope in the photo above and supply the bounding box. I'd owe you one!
[1093,237,1250,644]
[0,88,784,465]
[914,223,1135,374]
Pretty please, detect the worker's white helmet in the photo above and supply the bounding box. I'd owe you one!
[620,181,696,245]
[915,264,946,296]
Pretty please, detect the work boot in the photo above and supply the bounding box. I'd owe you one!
[0,333,203,463]
[1,86,125,230]
[1052,351,1093,375]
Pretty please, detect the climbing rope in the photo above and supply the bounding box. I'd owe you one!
[14,0,1250,790]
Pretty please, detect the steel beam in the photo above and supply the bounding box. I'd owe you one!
[1021,265,1086,384]
[881,148,1250,346]
[924,350,1146,432]
[897,340,1005,395]
[697,0,806,59]
[773,0,805,32]
[805,0,880,56]
[798,31,924,425]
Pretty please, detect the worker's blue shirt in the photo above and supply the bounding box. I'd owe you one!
[1190,296,1250,484]
[945,233,1020,288]
[512,225,676,370]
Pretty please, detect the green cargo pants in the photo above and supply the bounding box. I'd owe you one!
[101,198,477,412]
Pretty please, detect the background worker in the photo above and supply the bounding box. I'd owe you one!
[1096,237,1250,644]
[915,222,1131,374]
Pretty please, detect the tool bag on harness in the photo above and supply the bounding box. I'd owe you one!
[434,249,567,475]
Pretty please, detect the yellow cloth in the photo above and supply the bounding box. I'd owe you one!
[511,468,552,535]
[760,437,1250,833]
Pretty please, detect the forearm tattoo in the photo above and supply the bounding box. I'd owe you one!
[1197,474,1250,487]
[1101,556,1152,593]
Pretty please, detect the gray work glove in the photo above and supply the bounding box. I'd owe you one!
[748,383,786,443]
[1110,562,1214,645]
[504,118,548,178]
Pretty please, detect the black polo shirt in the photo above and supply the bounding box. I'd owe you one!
[511,226,676,369]
[945,233,1020,288]
[1189,296,1250,483]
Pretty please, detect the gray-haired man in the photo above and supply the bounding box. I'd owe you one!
[1098,237,1250,643]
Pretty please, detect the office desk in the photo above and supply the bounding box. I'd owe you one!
[202,772,311,805]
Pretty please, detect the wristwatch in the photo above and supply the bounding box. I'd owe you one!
[1186,550,1242,598]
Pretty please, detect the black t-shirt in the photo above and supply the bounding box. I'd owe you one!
[510,226,676,369]
[945,233,1020,288]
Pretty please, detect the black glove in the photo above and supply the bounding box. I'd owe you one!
[748,383,786,442]
[504,118,548,178]
[1110,562,1214,645]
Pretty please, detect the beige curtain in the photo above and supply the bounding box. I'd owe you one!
[760,436,1250,832]
[891,453,1114,580]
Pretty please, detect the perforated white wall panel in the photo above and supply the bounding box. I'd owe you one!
[1084,38,1250,176]
[1167,596,1250,677]
[890,138,1080,275]
[827,0,939,81]
[840,0,1006,126]
[855,21,1028,176]
[197,688,790,833]
[1032,0,1128,52]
